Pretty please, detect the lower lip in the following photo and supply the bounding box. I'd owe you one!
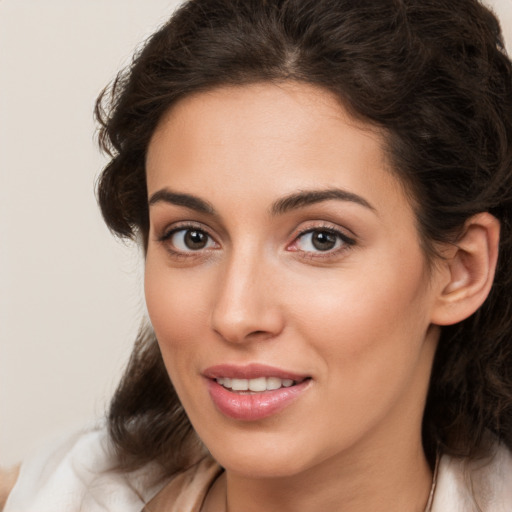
[206,379,310,421]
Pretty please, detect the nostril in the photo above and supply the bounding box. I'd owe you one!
[249,330,269,337]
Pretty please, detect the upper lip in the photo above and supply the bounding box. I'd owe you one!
[203,363,310,381]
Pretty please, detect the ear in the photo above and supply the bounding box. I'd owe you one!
[431,212,500,326]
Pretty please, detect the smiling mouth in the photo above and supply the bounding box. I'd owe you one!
[207,369,312,420]
[215,376,308,393]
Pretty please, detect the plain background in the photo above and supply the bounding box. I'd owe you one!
[0,0,182,467]
[1,0,511,468]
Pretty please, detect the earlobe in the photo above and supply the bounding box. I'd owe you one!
[431,212,500,326]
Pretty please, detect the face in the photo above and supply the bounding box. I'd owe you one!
[145,82,443,479]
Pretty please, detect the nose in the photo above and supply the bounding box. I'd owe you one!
[210,249,285,344]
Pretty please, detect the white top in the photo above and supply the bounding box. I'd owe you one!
[5,426,512,512]
[4,427,165,512]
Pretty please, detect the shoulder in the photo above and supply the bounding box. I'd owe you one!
[3,425,167,512]
[432,441,512,512]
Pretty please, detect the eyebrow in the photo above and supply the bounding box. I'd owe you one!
[148,189,215,214]
[148,187,375,216]
[270,188,375,216]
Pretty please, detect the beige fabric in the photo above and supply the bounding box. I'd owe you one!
[143,459,221,512]
[431,442,512,512]
[0,466,20,511]
[3,427,166,512]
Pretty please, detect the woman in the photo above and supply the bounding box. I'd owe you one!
[5,0,512,510]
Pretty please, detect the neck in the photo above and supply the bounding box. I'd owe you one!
[218,438,432,512]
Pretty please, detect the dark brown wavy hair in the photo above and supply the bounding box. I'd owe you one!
[95,0,512,475]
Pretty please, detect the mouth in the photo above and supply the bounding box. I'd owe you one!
[203,364,312,420]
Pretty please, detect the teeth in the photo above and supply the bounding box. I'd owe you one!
[215,376,297,392]
[266,377,282,390]
[248,377,266,392]
[231,378,248,391]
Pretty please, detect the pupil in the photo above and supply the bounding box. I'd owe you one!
[312,231,336,251]
[185,230,207,249]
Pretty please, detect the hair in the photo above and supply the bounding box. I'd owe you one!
[95,0,512,475]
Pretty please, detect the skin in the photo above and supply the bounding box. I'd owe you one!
[144,82,451,512]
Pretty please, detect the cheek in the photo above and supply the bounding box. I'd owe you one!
[144,261,215,411]
[144,256,210,356]
[297,252,433,383]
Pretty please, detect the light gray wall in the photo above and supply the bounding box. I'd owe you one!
[1,0,511,467]
[0,0,182,467]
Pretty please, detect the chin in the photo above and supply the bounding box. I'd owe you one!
[217,455,310,479]
[201,431,322,479]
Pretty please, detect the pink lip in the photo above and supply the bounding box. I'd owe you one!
[203,364,311,421]
[203,363,308,381]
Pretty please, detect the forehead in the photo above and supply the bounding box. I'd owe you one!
[146,82,409,219]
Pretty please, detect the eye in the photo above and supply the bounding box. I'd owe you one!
[294,228,354,253]
[165,227,217,252]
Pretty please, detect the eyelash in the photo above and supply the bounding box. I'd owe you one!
[157,223,356,259]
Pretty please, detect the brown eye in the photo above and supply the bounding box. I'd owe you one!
[168,228,216,252]
[295,228,352,253]
[311,231,338,251]
[184,230,208,249]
